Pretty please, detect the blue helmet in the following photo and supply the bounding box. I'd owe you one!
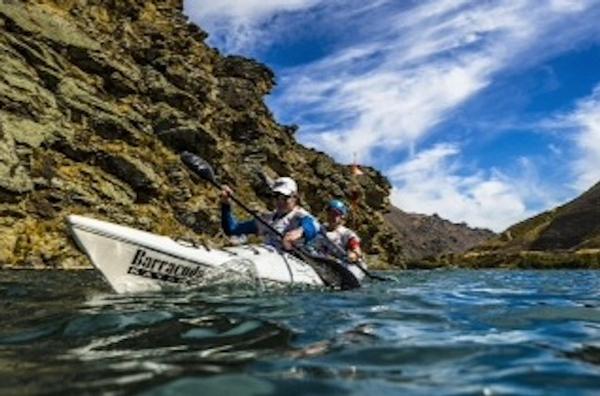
[327,199,348,216]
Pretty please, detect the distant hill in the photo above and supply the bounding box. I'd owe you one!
[478,181,600,252]
[384,206,495,260]
[444,181,600,268]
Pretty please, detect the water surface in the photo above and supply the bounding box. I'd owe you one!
[1,270,600,395]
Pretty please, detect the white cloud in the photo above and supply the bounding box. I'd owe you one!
[293,57,492,163]
[556,85,600,192]
[388,144,530,232]
[271,0,600,163]
[550,0,587,12]
[186,0,600,230]
[188,0,320,19]
[184,0,324,52]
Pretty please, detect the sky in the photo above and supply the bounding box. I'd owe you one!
[184,0,600,232]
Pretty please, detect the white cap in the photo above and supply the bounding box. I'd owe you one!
[271,177,297,196]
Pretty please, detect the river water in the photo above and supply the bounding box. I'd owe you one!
[1,270,600,395]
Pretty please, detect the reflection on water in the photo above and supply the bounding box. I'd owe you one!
[1,270,600,395]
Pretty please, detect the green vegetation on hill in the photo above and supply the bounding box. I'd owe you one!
[444,181,600,268]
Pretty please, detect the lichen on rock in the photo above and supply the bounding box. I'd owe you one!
[0,0,407,269]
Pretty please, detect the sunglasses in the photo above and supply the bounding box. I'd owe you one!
[272,192,292,200]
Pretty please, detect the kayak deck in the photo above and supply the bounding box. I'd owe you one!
[67,215,329,293]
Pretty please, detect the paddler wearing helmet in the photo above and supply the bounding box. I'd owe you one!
[311,199,363,263]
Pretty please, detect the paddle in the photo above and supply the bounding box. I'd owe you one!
[180,151,360,290]
[316,228,393,282]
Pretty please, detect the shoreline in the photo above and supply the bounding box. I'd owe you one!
[407,250,600,270]
[3,253,600,271]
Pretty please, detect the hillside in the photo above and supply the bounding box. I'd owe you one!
[384,206,495,260]
[444,181,600,268]
[0,0,406,268]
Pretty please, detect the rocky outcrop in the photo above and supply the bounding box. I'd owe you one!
[384,206,495,260]
[0,0,405,268]
[440,181,600,268]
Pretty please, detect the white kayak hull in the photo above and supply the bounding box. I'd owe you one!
[66,215,329,293]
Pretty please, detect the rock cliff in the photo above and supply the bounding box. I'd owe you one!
[0,0,406,268]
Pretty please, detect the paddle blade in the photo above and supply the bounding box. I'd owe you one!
[181,151,216,183]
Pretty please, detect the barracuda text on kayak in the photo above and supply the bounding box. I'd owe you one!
[127,249,204,283]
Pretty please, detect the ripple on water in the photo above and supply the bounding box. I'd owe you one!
[2,269,600,396]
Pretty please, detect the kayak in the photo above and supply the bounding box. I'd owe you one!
[66,215,362,293]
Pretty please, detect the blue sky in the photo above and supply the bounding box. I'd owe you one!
[184,0,600,231]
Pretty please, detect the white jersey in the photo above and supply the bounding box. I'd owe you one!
[312,224,360,257]
[257,206,314,249]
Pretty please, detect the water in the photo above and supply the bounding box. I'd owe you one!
[2,270,600,395]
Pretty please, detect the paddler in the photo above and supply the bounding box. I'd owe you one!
[311,199,364,264]
[220,177,320,251]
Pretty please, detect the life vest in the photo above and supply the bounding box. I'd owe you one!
[257,206,313,249]
[312,224,360,257]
